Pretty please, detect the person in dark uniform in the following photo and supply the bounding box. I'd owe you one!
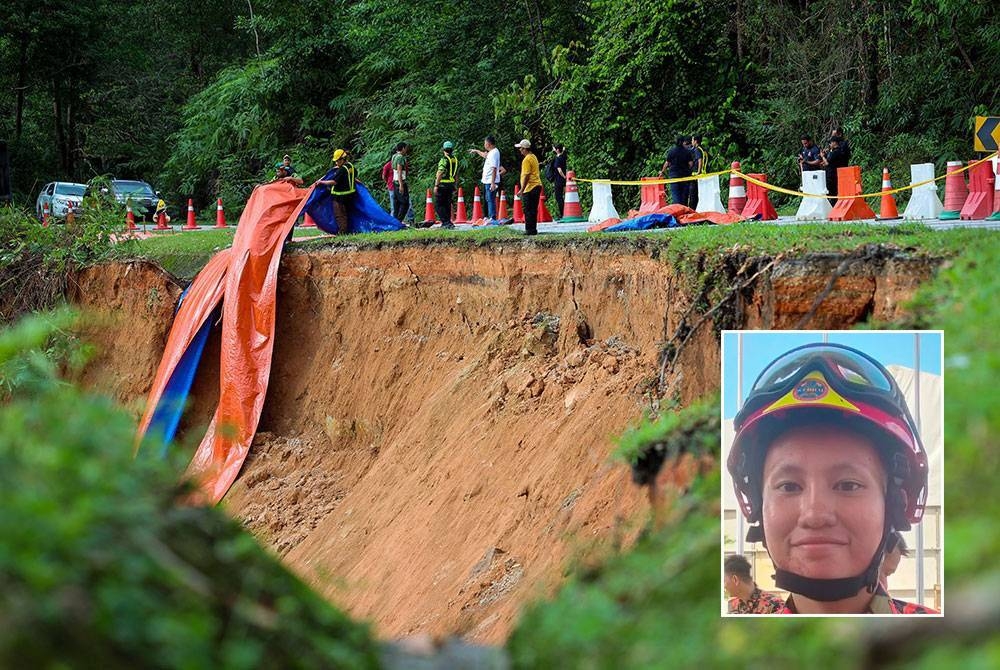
[551,144,568,218]
[317,148,356,234]
[658,136,694,208]
[821,136,850,204]
[433,141,459,229]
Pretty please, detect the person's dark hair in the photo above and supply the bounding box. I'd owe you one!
[485,135,496,146]
[553,143,565,152]
[886,531,909,557]
[692,135,702,143]
[675,135,687,146]
[800,134,812,141]
[833,127,844,136]
[725,554,753,580]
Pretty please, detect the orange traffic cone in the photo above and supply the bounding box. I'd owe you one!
[940,161,967,220]
[301,212,317,227]
[499,189,509,219]
[513,185,524,223]
[183,199,198,230]
[741,173,778,221]
[42,201,50,227]
[454,187,469,224]
[471,186,484,222]
[66,201,76,225]
[215,198,227,228]
[728,162,747,215]
[562,171,585,222]
[126,204,137,231]
[538,186,553,223]
[421,188,435,226]
[828,167,876,221]
[156,210,169,230]
[877,168,900,220]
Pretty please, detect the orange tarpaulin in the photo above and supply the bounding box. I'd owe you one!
[185,181,312,503]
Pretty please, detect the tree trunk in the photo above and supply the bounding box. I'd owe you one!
[14,33,29,144]
[53,80,68,173]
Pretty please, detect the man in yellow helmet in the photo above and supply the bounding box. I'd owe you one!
[317,149,356,234]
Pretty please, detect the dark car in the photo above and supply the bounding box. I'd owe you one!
[85,179,158,221]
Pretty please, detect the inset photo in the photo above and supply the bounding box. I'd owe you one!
[721,331,943,616]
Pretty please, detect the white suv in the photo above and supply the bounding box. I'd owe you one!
[36,181,87,219]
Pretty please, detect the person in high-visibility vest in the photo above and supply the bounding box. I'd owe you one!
[317,148,356,234]
[433,141,459,229]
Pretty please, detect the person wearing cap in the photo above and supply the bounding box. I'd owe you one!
[432,141,459,229]
[316,149,356,234]
[727,342,937,614]
[515,139,541,235]
[724,554,784,614]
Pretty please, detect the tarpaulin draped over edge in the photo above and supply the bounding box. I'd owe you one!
[304,173,404,234]
[135,248,231,455]
[185,181,312,503]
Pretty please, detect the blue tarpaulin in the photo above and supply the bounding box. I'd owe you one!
[604,213,680,232]
[303,171,403,234]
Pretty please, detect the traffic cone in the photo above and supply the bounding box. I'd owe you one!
[989,158,1000,221]
[66,201,76,225]
[561,171,585,222]
[499,190,509,219]
[728,162,747,215]
[454,187,469,224]
[215,198,227,228]
[876,168,901,220]
[301,212,317,227]
[828,166,876,221]
[513,185,524,223]
[42,201,50,227]
[183,199,198,230]
[538,186,553,223]
[471,186,484,222]
[156,210,169,230]
[960,159,996,220]
[421,188,435,226]
[940,161,967,220]
[126,204,137,231]
[741,173,779,221]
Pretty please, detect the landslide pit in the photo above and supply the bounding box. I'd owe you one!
[71,242,939,643]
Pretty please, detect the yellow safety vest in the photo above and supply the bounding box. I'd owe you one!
[440,155,458,183]
[332,162,356,195]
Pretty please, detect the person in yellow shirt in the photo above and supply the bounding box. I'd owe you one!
[515,139,541,235]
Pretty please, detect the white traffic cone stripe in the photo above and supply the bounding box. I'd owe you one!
[730,186,746,197]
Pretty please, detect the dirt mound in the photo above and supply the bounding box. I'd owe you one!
[72,243,939,643]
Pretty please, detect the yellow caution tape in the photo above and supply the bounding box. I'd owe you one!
[574,151,999,199]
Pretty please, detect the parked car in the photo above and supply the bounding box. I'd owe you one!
[35,181,88,219]
[84,179,159,221]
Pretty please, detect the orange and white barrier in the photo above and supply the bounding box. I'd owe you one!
[989,157,1000,221]
[587,181,619,223]
[639,177,667,214]
[562,171,585,222]
[741,173,777,221]
[795,170,832,220]
[727,162,747,215]
[828,167,875,221]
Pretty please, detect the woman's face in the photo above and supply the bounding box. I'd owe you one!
[762,424,886,580]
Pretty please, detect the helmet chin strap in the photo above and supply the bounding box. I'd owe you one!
[747,524,893,603]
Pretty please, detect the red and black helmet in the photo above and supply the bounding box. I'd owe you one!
[728,343,929,532]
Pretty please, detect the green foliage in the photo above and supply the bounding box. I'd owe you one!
[614,395,718,466]
[0,311,379,668]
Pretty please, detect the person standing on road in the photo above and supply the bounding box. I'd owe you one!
[391,142,411,223]
[822,136,850,204]
[551,144,568,219]
[316,149,356,234]
[469,136,501,223]
[382,146,397,215]
[798,135,823,172]
[659,136,693,208]
[516,139,541,235]
[434,141,459,229]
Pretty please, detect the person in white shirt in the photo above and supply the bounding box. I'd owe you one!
[469,135,501,222]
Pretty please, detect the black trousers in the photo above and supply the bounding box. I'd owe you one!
[435,183,454,225]
[393,182,409,221]
[522,187,540,234]
[554,180,566,218]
